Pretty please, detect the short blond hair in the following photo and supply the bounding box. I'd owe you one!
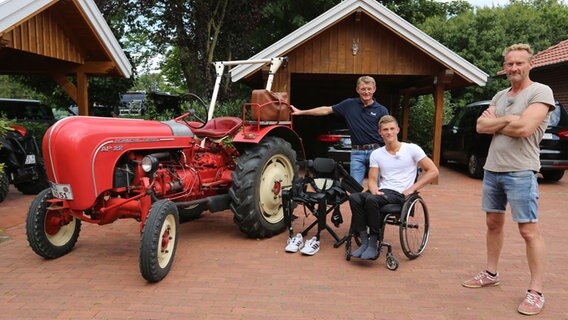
[356,76,376,88]
[379,115,398,128]
[503,43,533,59]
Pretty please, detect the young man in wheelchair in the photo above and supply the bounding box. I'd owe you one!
[349,115,439,260]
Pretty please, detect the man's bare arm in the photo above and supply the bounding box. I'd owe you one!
[498,103,550,138]
[403,157,439,197]
[476,106,516,134]
[290,105,333,116]
[368,167,380,195]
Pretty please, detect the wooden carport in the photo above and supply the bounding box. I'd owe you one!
[0,0,132,115]
[231,0,488,167]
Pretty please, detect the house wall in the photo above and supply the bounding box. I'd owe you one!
[531,64,568,110]
[286,14,439,77]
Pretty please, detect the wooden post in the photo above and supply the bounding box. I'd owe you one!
[76,72,89,116]
[51,73,89,115]
[401,94,410,141]
[431,83,444,184]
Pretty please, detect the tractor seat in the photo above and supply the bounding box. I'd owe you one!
[192,117,243,138]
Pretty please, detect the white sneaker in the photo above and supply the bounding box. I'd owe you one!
[285,233,304,253]
[300,236,320,256]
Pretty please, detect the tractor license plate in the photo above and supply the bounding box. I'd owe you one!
[51,184,74,200]
[25,154,36,165]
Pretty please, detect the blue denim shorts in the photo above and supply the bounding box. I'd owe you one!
[481,170,539,223]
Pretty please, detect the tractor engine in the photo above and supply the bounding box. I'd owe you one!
[112,142,237,202]
[113,150,200,201]
[146,158,199,198]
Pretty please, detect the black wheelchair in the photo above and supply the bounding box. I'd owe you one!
[282,158,363,247]
[343,191,430,270]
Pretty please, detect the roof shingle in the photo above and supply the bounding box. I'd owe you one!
[532,39,568,68]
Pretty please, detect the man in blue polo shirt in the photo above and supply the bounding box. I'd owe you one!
[290,76,389,185]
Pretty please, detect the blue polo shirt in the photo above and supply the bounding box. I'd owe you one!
[332,98,388,146]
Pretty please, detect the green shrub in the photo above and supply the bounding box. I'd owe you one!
[407,94,455,156]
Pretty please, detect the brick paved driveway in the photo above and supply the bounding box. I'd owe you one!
[1,166,567,319]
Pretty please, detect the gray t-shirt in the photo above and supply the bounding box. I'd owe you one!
[484,82,555,172]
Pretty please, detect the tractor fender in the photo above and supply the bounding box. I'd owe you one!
[233,125,305,160]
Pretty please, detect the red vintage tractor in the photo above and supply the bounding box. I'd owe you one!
[26,58,304,282]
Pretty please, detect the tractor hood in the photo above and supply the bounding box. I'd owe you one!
[43,116,194,209]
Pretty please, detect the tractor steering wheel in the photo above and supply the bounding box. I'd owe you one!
[179,93,208,129]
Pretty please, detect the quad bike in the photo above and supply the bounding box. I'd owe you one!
[26,57,305,282]
[0,124,50,202]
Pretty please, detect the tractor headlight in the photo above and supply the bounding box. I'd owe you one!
[141,155,159,173]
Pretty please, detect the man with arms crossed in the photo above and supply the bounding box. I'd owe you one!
[462,43,555,316]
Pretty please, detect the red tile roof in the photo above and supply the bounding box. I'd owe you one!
[532,39,568,68]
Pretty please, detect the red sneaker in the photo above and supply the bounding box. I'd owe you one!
[462,271,500,288]
[518,290,545,315]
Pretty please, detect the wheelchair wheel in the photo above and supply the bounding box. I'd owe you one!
[386,253,399,271]
[399,194,429,259]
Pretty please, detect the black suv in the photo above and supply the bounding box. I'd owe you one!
[0,98,56,124]
[317,128,352,167]
[441,100,568,181]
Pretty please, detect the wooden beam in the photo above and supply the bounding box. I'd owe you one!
[0,33,8,47]
[52,73,78,102]
[437,69,454,85]
[77,61,116,74]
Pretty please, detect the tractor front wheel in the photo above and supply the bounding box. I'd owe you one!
[26,188,81,259]
[230,136,297,238]
[139,199,179,282]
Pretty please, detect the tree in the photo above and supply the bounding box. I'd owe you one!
[419,0,568,104]
[0,76,46,100]
[115,0,262,97]
[380,0,472,25]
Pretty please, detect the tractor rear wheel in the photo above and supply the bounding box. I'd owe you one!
[230,136,297,238]
[26,188,81,259]
[140,199,179,282]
